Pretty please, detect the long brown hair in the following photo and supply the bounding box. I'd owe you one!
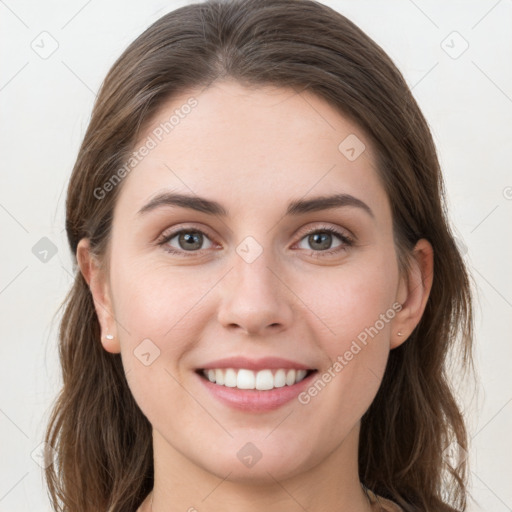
[44,0,474,510]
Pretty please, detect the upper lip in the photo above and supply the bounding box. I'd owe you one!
[198,356,315,371]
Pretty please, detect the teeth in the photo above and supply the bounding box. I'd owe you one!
[214,369,224,385]
[202,368,310,390]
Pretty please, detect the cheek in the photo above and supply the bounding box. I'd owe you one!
[293,253,398,416]
[109,260,206,425]
[109,258,222,367]
[298,254,398,351]
[111,258,192,335]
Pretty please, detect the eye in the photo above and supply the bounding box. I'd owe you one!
[158,227,215,255]
[157,224,354,258]
[295,225,354,257]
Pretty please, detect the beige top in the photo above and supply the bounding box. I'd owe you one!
[367,488,404,511]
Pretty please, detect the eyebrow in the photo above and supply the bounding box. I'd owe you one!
[137,192,374,219]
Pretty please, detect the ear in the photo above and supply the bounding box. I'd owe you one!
[76,238,121,354]
[391,238,434,349]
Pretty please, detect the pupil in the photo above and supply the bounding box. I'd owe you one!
[181,232,201,250]
[311,232,331,250]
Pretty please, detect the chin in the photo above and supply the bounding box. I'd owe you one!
[190,438,314,485]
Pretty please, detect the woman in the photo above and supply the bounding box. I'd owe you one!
[44,0,474,510]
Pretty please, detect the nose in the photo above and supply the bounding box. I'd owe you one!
[216,247,294,337]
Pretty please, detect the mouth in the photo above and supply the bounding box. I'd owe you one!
[194,356,319,411]
[196,367,318,391]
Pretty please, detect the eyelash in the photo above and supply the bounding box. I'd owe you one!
[156,224,354,258]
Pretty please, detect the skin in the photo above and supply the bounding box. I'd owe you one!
[77,79,433,512]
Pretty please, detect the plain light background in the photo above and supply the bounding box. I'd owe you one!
[1,0,511,510]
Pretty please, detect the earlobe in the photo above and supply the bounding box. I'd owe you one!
[391,238,434,349]
[76,238,121,354]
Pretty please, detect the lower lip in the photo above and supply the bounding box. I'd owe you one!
[196,370,317,412]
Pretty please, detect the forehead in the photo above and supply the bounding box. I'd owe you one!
[114,80,390,223]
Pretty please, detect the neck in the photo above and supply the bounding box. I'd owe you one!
[146,422,373,512]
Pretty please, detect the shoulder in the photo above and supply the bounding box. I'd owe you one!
[366,488,404,512]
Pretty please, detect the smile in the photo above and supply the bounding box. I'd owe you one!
[196,366,319,412]
[199,368,315,391]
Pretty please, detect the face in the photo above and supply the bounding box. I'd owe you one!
[83,79,423,484]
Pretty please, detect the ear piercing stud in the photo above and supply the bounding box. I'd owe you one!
[397,331,403,336]
[105,334,114,340]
